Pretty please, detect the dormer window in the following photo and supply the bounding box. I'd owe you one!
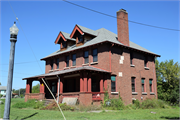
[78,35,83,43]
[62,40,66,48]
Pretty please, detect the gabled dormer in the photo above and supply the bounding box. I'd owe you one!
[55,31,76,51]
[70,24,97,47]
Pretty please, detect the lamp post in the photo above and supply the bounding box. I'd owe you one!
[3,22,19,120]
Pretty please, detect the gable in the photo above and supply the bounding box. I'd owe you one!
[55,32,67,44]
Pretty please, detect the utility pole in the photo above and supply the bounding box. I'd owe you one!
[3,22,19,120]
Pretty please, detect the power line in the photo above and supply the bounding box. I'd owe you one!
[0,61,38,65]
[62,0,180,31]
[0,70,34,75]
[0,76,23,79]
[8,0,43,73]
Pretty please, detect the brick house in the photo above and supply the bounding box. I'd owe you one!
[23,9,160,105]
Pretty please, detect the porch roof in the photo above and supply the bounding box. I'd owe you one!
[22,66,110,80]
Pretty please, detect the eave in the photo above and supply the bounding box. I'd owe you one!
[41,40,160,61]
[54,31,67,44]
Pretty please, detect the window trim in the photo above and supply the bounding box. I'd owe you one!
[111,75,116,92]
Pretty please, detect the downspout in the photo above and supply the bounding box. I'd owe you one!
[109,44,114,72]
[57,75,60,103]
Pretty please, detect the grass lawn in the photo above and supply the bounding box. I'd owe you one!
[0,98,179,120]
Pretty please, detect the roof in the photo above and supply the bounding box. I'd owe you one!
[23,66,110,80]
[61,32,76,41]
[0,86,7,90]
[41,25,160,60]
[77,24,97,36]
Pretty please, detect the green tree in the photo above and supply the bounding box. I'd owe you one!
[0,82,1,85]
[156,59,180,105]
[32,84,40,93]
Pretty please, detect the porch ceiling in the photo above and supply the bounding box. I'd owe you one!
[22,66,110,80]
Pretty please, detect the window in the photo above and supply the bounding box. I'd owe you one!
[66,56,69,67]
[141,78,145,92]
[84,51,89,64]
[62,40,66,48]
[130,52,133,65]
[72,54,76,66]
[92,49,98,62]
[131,77,135,92]
[50,60,53,70]
[56,58,59,69]
[149,79,153,92]
[111,76,116,92]
[78,35,83,42]
[144,56,148,67]
[52,82,57,93]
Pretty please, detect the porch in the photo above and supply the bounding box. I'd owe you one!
[23,66,110,106]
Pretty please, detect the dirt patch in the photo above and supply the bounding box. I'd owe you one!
[42,101,58,110]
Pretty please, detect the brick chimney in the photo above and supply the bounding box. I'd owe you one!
[117,9,129,46]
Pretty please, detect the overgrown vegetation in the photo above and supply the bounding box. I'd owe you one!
[125,99,171,110]
[156,59,180,105]
[12,99,44,109]
[103,91,124,110]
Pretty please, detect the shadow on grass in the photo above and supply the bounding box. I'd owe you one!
[160,116,180,119]
[20,112,38,120]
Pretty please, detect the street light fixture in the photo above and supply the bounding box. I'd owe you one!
[3,22,19,120]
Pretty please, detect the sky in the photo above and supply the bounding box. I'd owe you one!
[0,0,179,90]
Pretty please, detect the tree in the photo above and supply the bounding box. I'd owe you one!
[32,84,40,93]
[156,59,180,105]
[0,82,1,85]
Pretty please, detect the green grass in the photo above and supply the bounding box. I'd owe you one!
[0,98,179,120]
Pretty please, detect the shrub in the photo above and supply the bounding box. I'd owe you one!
[33,101,44,109]
[132,99,140,109]
[0,94,3,98]
[141,99,170,109]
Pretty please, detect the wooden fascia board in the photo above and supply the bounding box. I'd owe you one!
[70,25,84,39]
[54,32,67,44]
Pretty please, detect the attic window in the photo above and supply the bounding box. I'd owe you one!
[62,40,66,48]
[78,35,83,43]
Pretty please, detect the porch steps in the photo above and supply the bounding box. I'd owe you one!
[44,99,54,106]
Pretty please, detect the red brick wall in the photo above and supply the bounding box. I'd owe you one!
[44,43,157,105]
[109,45,157,105]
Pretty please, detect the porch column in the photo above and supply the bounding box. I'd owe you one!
[40,80,45,93]
[26,79,32,93]
[60,76,64,94]
[80,72,84,92]
[84,72,87,92]
[88,73,92,92]
[103,74,107,91]
[100,74,103,92]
